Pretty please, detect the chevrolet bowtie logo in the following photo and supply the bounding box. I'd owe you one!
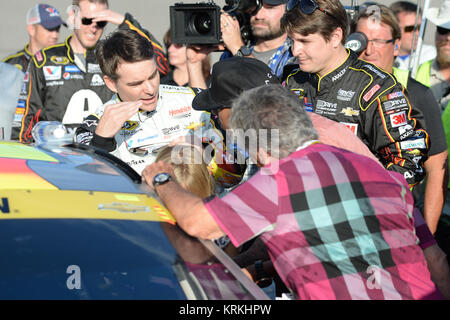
[340,107,359,116]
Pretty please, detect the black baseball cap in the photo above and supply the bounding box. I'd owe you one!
[192,57,279,111]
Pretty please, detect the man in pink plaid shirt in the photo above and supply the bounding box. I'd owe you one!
[142,85,443,300]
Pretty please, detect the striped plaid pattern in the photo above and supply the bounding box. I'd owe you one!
[185,262,255,300]
[206,144,442,300]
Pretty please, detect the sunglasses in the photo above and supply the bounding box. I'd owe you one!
[81,17,107,29]
[403,25,420,33]
[287,0,337,20]
[437,26,450,35]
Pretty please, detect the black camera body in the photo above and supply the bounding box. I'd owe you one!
[169,0,260,45]
[170,2,221,44]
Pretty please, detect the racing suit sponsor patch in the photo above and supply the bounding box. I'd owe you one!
[90,74,105,86]
[382,97,408,112]
[340,122,358,135]
[169,106,192,118]
[363,84,381,102]
[390,111,407,128]
[340,107,359,116]
[316,100,337,115]
[337,89,355,101]
[382,91,404,100]
[400,138,426,150]
[50,56,69,65]
[332,68,347,82]
[399,124,414,140]
[122,121,139,131]
[35,51,43,63]
[43,66,61,81]
[364,64,386,79]
[291,88,305,97]
[162,124,181,136]
[87,63,102,73]
[65,65,81,73]
[46,81,64,87]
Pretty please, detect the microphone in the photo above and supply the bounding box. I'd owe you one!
[345,32,368,55]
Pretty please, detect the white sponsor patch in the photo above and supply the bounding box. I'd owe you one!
[90,74,105,86]
[43,66,61,81]
[400,138,426,150]
[390,111,407,128]
[399,124,413,136]
[337,89,356,101]
[87,63,102,73]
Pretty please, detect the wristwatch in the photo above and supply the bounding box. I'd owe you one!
[152,172,172,189]
[254,260,272,288]
[235,45,252,57]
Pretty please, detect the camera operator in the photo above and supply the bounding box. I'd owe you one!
[220,0,296,78]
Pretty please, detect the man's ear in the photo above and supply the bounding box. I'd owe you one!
[331,27,344,48]
[394,38,401,56]
[27,24,36,38]
[103,75,118,93]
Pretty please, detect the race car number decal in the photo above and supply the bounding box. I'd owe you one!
[0,198,10,214]
[0,190,176,224]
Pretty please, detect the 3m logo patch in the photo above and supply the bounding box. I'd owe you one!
[340,122,358,135]
[363,84,381,102]
[44,66,61,81]
[390,111,407,128]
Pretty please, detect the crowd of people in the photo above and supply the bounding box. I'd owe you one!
[1,0,450,300]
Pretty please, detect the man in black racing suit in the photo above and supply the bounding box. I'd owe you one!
[281,0,429,187]
[20,1,168,143]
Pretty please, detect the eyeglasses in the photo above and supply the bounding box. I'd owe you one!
[81,17,107,29]
[403,25,420,33]
[287,0,337,20]
[367,38,395,48]
[437,26,450,35]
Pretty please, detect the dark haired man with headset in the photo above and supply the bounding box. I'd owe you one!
[281,0,429,189]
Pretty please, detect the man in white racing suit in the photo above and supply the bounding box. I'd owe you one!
[75,29,215,175]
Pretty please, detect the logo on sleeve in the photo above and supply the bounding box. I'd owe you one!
[390,111,407,128]
[363,84,381,102]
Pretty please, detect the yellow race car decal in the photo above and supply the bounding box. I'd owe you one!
[0,142,58,162]
[0,190,175,225]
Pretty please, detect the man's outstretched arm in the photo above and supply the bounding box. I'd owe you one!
[142,161,225,240]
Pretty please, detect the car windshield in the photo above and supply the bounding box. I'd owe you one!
[0,218,262,300]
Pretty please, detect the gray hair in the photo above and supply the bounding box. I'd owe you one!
[229,84,318,159]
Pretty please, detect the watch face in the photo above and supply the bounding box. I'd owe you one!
[155,173,170,183]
